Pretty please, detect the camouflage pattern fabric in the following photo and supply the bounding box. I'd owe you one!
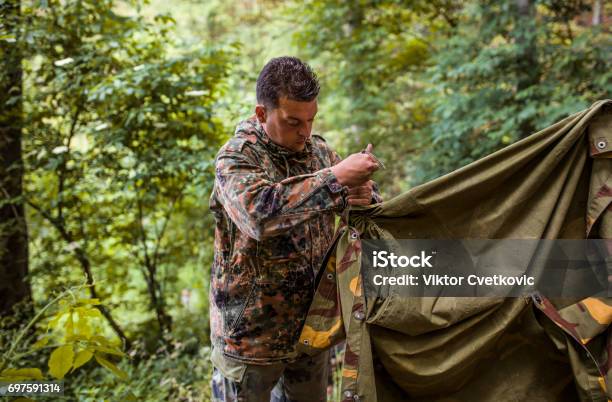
[210,350,330,402]
[299,100,612,401]
[209,116,382,364]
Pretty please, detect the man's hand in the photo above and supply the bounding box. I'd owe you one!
[347,180,375,206]
[330,144,379,187]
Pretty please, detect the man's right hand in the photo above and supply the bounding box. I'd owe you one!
[330,144,380,187]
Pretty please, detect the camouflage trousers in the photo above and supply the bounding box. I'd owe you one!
[210,347,330,402]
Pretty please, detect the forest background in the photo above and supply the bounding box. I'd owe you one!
[0,0,610,400]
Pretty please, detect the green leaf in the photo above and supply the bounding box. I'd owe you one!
[47,312,64,330]
[94,353,128,380]
[91,344,125,357]
[77,298,101,305]
[71,349,93,371]
[76,316,93,338]
[79,307,103,318]
[0,368,44,381]
[90,335,121,348]
[33,337,49,349]
[65,313,74,337]
[48,344,74,379]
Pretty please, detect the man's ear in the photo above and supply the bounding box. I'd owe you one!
[255,104,267,123]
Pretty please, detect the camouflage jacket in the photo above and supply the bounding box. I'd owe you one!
[298,100,612,401]
[209,117,381,364]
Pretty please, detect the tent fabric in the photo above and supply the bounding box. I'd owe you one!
[297,100,612,401]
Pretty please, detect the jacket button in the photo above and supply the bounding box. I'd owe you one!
[353,311,365,321]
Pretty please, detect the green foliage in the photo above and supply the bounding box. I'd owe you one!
[1,284,211,400]
[288,0,460,195]
[44,296,126,380]
[2,0,610,399]
[2,0,233,396]
[47,344,74,379]
[20,0,233,341]
[413,0,611,182]
[1,286,124,384]
[288,0,610,192]
[60,343,212,402]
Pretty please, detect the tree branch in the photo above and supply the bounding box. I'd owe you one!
[57,103,83,223]
[25,198,131,349]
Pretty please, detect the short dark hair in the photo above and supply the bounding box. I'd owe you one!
[256,56,320,109]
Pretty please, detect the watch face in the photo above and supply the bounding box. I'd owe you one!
[328,181,343,193]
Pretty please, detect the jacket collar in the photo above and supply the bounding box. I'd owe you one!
[236,117,314,163]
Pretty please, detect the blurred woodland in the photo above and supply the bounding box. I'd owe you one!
[0,0,610,400]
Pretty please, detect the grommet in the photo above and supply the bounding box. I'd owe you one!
[353,311,365,321]
[303,339,310,345]
[350,232,359,240]
[353,395,360,401]
[597,139,607,150]
[327,273,334,280]
[343,390,354,399]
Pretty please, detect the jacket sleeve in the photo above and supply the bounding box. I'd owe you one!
[329,149,384,204]
[215,148,348,241]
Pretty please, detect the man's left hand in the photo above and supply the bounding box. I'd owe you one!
[347,180,375,206]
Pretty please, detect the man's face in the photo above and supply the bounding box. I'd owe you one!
[256,96,318,152]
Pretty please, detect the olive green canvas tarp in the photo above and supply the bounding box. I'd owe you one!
[298,100,612,402]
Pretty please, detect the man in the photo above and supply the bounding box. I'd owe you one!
[209,56,382,401]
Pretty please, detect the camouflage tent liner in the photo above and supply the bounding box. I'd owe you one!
[298,100,612,401]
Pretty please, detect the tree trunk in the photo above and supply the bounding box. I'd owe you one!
[0,0,31,318]
[346,4,365,147]
[515,0,539,139]
[592,0,602,25]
